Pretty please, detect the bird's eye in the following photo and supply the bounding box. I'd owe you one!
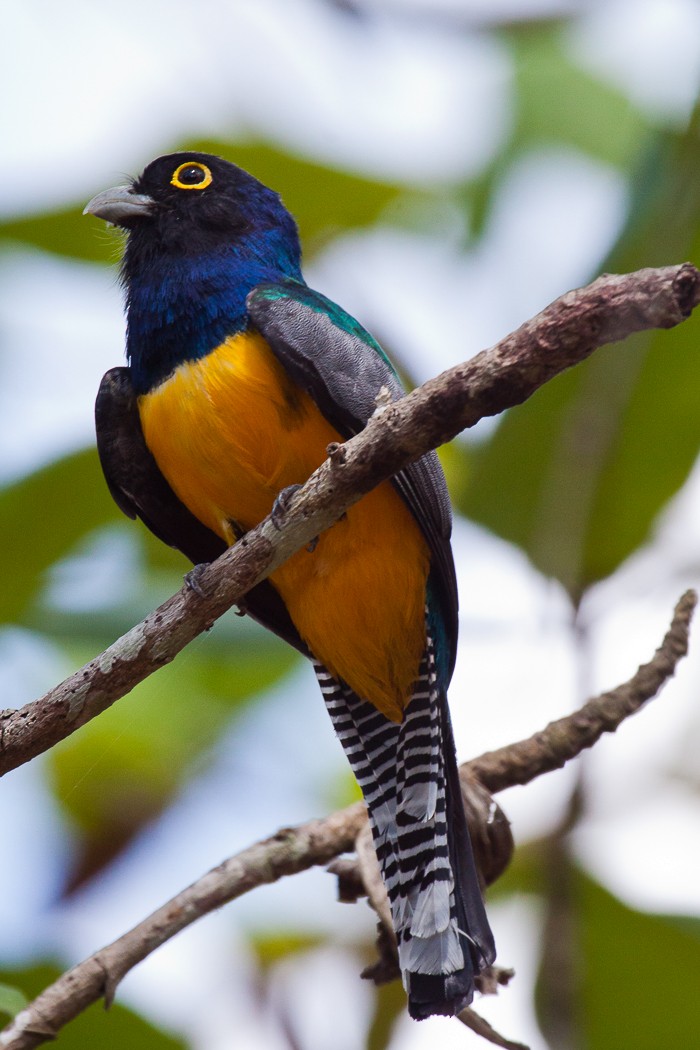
[171,162,213,191]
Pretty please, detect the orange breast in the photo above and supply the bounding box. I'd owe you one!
[138,331,429,720]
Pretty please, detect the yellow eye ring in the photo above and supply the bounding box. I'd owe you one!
[171,161,213,191]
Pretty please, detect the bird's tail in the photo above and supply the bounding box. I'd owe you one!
[315,630,495,1020]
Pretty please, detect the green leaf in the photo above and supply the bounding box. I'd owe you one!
[0,450,123,624]
[580,874,700,1049]
[366,980,406,1050]
[506,22,647,169]
[461,105,700,596]
[461,23,649,243]
[324,767,362,813]
[1,208,122,264]
[0,963,186,1048]
[249,930,328,973]
[0,981,27,1021]
[48,624,297,886]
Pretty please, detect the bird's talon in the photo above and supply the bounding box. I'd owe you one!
[306,536,319,553]
[327,441,347,464]
[185,563,209,597]
[271,484,302,529]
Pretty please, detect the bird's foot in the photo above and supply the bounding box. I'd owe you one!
[271,484,302,530]
[184,563,210,597]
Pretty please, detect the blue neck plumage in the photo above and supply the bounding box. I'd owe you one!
[125,230,303,395]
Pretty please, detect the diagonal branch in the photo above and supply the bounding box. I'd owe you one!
[0,588,694,1050]
[1,264,699,777]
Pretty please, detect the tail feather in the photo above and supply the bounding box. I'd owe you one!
[316,664,400,840]
[315,620,496,1021]
[398,678,440,821]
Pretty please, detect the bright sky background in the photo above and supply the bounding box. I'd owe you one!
[3,1,700,1048]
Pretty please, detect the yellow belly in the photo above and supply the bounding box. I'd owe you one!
[138,331,429,720]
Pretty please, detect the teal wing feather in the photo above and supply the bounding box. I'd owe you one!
[247,279,458,679]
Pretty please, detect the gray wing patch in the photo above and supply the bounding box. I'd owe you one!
[247,285,453,540]
[248,289,404,424]
[248,283,458,673]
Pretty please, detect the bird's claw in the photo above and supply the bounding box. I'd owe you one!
[271,484,302,530]
[185,563,209,597]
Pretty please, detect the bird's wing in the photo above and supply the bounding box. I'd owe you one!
[95,367,308,655]
[247,280,458,678]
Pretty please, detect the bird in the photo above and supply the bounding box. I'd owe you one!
[85,151,495,1019]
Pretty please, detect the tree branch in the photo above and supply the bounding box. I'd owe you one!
[1,264,699,777]
[1,588,693,1050]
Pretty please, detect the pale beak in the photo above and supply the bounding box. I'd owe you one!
[83,185,155,227]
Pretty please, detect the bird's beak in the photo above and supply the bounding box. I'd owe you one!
[83,185,155,227]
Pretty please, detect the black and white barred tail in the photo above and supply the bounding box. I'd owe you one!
[315,626,495,1020]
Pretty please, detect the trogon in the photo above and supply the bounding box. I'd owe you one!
[85,152,495,1019]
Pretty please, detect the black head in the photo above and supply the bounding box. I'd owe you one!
[85,151,301,261]
[85,153,303,392]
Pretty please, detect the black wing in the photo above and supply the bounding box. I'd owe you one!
[247,280,459,678]
[95,367,308,656]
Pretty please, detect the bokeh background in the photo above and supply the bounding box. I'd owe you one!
[3,1,700,1047]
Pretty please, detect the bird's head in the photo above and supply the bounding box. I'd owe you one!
[85,151,301,268]
[85,152,303,391]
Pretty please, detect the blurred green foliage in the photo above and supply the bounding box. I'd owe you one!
[580,874,700,1050]
[2,9,700,1050]
[508,23,646,168]
[463,101,700,597]
[0,450,116,622]
[0,981,27,1020]
[0,965,185,1049]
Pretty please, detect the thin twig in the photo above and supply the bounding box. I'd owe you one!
[465,589,697,793]
[0,805,366,1049]
[1,264,698,777]
[458,1005,530,1050]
